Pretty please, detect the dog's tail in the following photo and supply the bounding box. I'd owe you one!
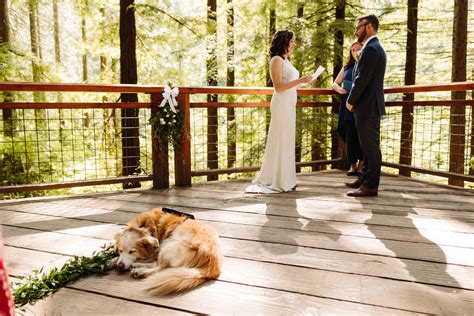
[143,267,208,296]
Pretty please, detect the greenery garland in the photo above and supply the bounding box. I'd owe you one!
[149,102,185,149]
[11,245,117,307]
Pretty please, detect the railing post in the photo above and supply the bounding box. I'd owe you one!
[151,92,169,189]
[207,93,218,181]
[448,94,466,187]
[175,92,192,186]
[399,96,414,177]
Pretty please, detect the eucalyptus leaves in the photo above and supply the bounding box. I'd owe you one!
[11,245,117,307]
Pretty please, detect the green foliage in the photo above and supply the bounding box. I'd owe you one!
[149,104,185,149]
[1,0,473,191]
[11,245,117,307]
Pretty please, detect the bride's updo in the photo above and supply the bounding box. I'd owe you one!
[269,29,294,59]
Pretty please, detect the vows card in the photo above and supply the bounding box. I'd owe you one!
[312,65,325,80]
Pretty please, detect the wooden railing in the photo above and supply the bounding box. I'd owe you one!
[0,81,473,194]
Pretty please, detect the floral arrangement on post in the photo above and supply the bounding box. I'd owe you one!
[149,85,185,148]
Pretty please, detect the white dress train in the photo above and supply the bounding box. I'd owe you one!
[245,56,299,194]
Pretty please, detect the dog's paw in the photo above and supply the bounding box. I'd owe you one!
[131,262,153,269]
[131,267,151,279]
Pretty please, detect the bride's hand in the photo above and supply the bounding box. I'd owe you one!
[299,75,314,84]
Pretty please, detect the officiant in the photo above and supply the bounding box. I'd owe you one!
[332,41,363,176]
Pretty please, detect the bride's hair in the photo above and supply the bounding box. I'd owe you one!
[344,41,362,70]
[270,30,294,59]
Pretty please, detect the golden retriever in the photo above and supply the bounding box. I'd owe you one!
[113,207,222,295]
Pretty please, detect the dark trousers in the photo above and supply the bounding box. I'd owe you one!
[355,116,382,189]
[344,120,363,165]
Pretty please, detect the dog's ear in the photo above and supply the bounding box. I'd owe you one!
[113,231,122,251]
[139,236,159,253]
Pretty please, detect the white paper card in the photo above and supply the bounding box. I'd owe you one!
[312,65,325,80]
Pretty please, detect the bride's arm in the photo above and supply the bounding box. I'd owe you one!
[270,57,313,92]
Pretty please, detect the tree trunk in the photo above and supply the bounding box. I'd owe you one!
[294,3,304,173]
[265,1,276,134]
[28,0,42,101]
[331,0,345,169]
[120,0,140,188]
[99,5,107,81]
[399,0,418,177]
[226,0,236,169]
[1,0,14,137]
[28,0,45,136]
[34,0,42,60]
[449,0,468,186]
[470,69,474,175]
[53,0,60,63]
[82,0,88,82]
[206,0,218,181]
[311,0,328,171]
[52,0,65,145]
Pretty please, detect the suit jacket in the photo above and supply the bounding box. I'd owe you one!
[347,37,387,117]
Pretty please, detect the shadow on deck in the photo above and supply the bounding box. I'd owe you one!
[2,170,473,314]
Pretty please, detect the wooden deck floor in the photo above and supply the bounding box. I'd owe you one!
[2,170,474,315]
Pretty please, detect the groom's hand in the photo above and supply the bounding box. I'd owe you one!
[346,102,354,112]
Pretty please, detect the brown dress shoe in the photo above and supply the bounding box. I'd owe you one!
[347,185,378,197]
[345,178,362,188]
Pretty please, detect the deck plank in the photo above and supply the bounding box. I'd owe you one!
[6,246,471,315]
[2,208,472,266]
[3,222,473,290]
[15,288,190,316]
[2,170,473,314]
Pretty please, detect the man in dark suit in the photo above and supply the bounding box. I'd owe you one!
[345,14,386,197]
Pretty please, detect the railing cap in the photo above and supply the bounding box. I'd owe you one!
[0,81,473,95]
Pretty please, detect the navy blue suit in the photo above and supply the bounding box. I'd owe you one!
[347,37,386,189]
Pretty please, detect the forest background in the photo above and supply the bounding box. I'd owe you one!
[0,0,473,196]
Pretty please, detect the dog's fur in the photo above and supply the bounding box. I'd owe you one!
[114,208,222,295]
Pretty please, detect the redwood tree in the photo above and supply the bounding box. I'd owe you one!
[399,0,418,177]
[331,0,345,169]
[226,0,236,169]
[120,0,140,188]
[449,0,468,186]
[1,0,14,137]
[206,0,218,181]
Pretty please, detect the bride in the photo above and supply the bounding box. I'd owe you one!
[246,29,315,194]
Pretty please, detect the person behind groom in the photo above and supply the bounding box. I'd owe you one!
[345,14,387,197]
[332,41,364,177]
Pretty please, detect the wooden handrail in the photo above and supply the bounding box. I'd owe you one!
[1,81,473,95]
[385,100,474,107]
[0,81,473,192]
[384,82,474,93]
[0,102,151,109]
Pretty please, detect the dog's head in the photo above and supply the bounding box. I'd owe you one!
[114,225,159,272]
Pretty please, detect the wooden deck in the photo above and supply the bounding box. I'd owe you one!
[2,170,474,315]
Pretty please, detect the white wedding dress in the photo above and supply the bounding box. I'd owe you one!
[245,56,299,194]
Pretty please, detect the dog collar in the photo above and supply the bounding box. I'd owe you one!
[162,207,195,220]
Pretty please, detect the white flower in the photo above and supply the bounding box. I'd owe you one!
[172,119,176,123]
[160,118,166,125]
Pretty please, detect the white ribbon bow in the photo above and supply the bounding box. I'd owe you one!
[159,85,179,113]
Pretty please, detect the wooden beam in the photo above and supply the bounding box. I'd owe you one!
[190,159,341,177]
[0,102,151,109]
[174,93,192,187]
[150,93,169,189]
[382,162,474,183]
[190,101,333,108]
[0,175,153,194]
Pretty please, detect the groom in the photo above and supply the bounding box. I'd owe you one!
[345,14,386,197]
